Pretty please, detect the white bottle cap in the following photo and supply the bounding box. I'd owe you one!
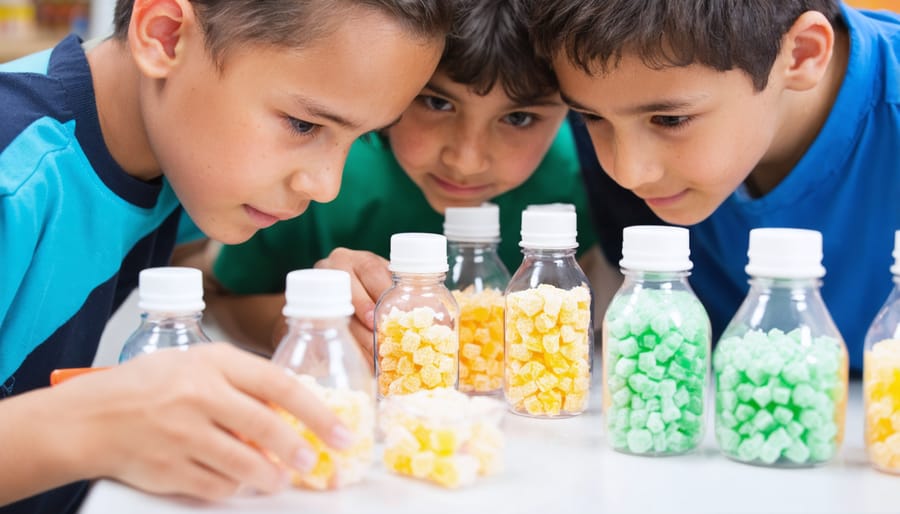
[519,210,578,249]
[526,203,576,212]
[389,233,449,273]
[443,204,500,242]
[282,269,354,318]
[619,225,692,272]
[891,230,900,276]
[745,228,826,279]
[137,267,205,313]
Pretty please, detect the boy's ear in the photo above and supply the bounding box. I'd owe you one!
[128,0,197,79]
[778,11,835,92]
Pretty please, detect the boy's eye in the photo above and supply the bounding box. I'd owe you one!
[503,111,536,128]
[575,111,604,125]
[421,95,453,112]
[651,115,692,128]
[287,116,319,136]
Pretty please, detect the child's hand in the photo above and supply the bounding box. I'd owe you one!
[315,247,391,358]
[54,344,353,501]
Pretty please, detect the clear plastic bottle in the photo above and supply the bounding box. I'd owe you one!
[444,204,510,395]
[374,233,459,399]
[603,226,711,455]
[713,228,848,467]
[118,267,211,363]
[504,209,593,417]
[271,269,374,490]
[863,230,900,474]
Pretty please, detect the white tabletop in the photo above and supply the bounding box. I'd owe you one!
[78,376,900,514]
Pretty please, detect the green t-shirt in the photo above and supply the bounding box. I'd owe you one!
[214,119,598,294]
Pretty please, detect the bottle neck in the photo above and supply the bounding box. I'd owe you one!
[392,271,447,285]
[521,247,577,259]
[284,316,351,333]
[748,276,822,291]
[448,240,500,253]
[621,269,691,281]
[141,311,204,324]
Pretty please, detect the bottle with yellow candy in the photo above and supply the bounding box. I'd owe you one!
[864,230,900,474]
[444,204,510,395]
[375,233,459,399]
[271,269,375,490]
[504,208,593,418]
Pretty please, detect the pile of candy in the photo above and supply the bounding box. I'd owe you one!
[453,287,505,394]
[380,388,505,488]
[277,375,374,490]
[377,306,458,396]
[505,284,591,416]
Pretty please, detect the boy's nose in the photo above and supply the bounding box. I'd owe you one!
[289,155,345,204]
[606,138,662,190]
[441,130,490,176]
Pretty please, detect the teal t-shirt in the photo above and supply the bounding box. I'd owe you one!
[214,119,597,294]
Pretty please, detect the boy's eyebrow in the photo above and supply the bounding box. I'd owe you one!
[560,92,708,116]
[291,94,361,130]
[423,82,458,102]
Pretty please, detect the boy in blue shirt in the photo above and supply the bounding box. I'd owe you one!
[530,0,900,373]
[0,0,449,512]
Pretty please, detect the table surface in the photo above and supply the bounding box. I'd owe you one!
[78,374,900,514]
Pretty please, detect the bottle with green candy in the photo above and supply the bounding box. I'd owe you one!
[603,225,711,455]
[713,228,848,467]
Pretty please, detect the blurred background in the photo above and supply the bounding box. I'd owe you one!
[0,0,898,63]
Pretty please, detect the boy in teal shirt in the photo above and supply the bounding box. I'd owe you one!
[0,0,449,511]
[204,0,609,353]
[530,0,900,371]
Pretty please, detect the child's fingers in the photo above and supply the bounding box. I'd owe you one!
[216,351,353,452]
[189,424,289,495]
[133,460,240,502]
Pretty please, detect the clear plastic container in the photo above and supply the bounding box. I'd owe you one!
[379,387,504,488]
[863,230,900,474]
[603,226,711,455]
[118,267,211,363]
[444,204,510,395]
[504,209,593,417]
[713,228,848,467]
[271,269,374,490]
[374,233,459,399]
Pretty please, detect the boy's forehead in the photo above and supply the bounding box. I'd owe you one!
[552,52,731,113]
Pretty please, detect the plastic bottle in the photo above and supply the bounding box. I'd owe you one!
[374,233,459,398]
[504,209,593,417]
[444,204,510,395]
[603,225,711,455]
[713,228,848,467]
[863,230,900,474]
[118,267,211,363]
[271,269,374,490]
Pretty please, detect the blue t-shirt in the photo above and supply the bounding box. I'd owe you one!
[0,36,185,514]
[576,6,900,372]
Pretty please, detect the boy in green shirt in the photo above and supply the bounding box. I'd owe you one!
[200,0,615,354]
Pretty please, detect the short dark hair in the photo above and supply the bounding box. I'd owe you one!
[530,0,843,91]
[113,0,452,67]
[441,0,557,104]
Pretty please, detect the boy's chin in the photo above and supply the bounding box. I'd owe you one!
[645,204,712,228]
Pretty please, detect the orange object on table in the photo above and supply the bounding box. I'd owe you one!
[49,367,110,385]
